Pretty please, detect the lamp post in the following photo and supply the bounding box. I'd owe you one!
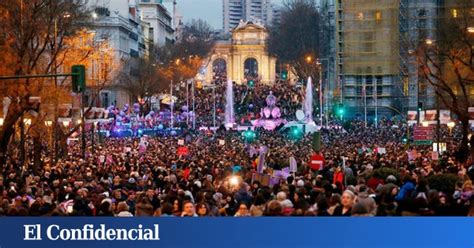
[91,121,97,155]
[213,85,216,128]
[425,38,441,155]
[316,59,323,127]
[45,120,53,158]
[306,56,327,127]
[52,12,71,164]
[447,121,455,135]
[192,79,196,130]
[185,80,189,126]
[170,80,174,129]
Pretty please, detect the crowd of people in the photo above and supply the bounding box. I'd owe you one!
[1,116,473,217]
[172,78,304,127]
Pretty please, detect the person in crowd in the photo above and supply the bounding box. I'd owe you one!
[196,203,209,217]
[0,81,471,218]
[234,203,251,217]
[181,201,197,217]
[333,190,356,216]
[116,201,133,217]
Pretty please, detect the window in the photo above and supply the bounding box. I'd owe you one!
[376,76,383,95]
[452,9,458,18]
[100,92,110,108]
[418,9,426,17]
[356,12,364,20]
[366,76,373,96]
[375,11,382,23]
[356,76,363,95]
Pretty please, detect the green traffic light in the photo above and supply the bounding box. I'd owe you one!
[289,127,303,140]
[71,65,86,93]
[243,129,256,142]
[248,80,255,87]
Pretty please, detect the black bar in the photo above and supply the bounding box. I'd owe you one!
[0,73,78,80]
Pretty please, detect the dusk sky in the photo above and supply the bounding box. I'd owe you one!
[171,0,284,30]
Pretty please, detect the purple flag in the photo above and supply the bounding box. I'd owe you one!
[257,153,265,173]
[289,157,297,173]
[256,146,268,173]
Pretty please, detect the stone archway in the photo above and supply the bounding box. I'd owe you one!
[244,58,258,79]
[213,58,227,73]
[204,21,277,85]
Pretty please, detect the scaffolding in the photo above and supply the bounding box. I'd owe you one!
[341,0,400,76]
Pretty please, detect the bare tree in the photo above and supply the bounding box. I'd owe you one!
[268,0,322,81]
[0,0,100,165]
[417,0,474,162]
[153,19,215,89]
[119,56,162,104]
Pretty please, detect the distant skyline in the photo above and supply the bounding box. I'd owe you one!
[173,0,284,30]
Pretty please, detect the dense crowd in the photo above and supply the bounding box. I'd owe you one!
[173,78,304,127]
[1,118,473,217]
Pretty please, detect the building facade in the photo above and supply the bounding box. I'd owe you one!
[139,0,175,47]
[401,0,439,112]
[331,0,404,119]
[205,21,277,85]
[223,0,281,33]
[324,0,473,119]
[87,0,152,108]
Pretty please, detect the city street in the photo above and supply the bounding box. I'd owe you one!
[0,0,473,218]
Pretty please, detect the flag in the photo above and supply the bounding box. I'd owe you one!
[257,153,265,173]
[257,146,267,173]
[249,145,257,157]
[289,156,297,173]
[106,155,114,165]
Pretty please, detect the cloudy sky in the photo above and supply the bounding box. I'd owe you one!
[170,0,284,29]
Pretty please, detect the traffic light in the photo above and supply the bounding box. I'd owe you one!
[417,101,423,112]
[338,108,344,116]
[402,137,408,144]
[243,129,256,143]
[336,104,345,117]
[247,80,255,88]
[281,71,288,80]
[289,126,303,140]
[72,65,86,93]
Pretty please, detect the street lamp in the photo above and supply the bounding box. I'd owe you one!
[306,56,312,64]
[468,27,474,33]
[23,118,31,126]
[425,39,433,45]
[447,121,455,135]
[62,120,70,128]
[316,59,323,127]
